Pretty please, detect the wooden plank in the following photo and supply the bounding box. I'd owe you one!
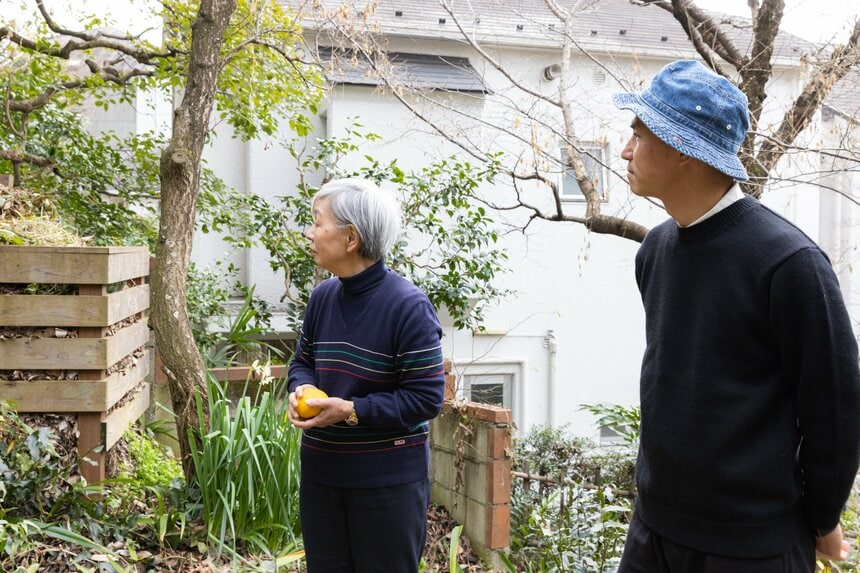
[78,412,106,485]
[0,350,152,412]
[103,383,150,451]
[210,364,288,382]
[105,349,152,411]
[0,320,149,370]
[104,250,150,285]
[0,294,110,327]
[106,321,150,368]
[107,285,150,325]
[0,246,149,284]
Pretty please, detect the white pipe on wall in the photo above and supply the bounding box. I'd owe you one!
[544,329,557,427]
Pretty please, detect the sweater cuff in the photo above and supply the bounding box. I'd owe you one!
[352,397,368,425]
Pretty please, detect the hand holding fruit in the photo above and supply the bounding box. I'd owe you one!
[296,386,328,418]
[288,384,355,429]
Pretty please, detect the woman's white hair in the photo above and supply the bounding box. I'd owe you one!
[313,178,402,261]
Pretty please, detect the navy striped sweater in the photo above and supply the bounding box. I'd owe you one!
[288,260,445,488]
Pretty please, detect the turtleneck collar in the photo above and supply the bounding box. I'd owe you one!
[339,259,388,296]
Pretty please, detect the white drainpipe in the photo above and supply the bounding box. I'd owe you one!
[543,329,557,427]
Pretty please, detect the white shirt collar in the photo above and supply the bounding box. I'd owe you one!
[684,183,745,228]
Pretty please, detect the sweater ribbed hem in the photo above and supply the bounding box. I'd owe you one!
[636,493,810,558]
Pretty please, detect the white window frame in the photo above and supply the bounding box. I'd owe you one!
[452,359,525,430]
[559,143,608,202]
[463,372,513,410]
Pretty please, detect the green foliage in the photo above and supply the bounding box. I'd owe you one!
[0,403,164,569]
[189,372,302,557]
[186,266,281,365]
[1,0,322,250]
[0,402,76,517]
[186,262,235,350]
[204,286,280,367]
[448,524,465,573]
[507,424,636,572]
[385,153,510,331]
[0,102,160,247]
[1,518,130,572]
[117,427,183,494]
[580,403,641,449]
[197,124,511,332]
[508,484,630,573]
[161,0,323,140]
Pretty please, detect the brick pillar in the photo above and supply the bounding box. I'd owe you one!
[430,400,513,563]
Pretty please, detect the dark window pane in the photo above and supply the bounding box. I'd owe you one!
[470,383,505,407]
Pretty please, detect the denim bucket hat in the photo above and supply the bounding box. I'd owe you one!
[612,60,750,181]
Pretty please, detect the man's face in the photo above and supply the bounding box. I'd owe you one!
[620,117,681,201]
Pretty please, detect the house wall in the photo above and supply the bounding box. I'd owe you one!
[819,112,860,330]
[73,10,858,439]
[281,42,829,438]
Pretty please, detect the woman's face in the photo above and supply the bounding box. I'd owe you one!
[306,197,351,274]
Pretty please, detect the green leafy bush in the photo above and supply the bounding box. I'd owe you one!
[0,402,76,518]
[507,424,635,573]
[125,427,184,489]
[189,371,302,557]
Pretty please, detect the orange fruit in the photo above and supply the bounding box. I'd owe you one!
[296,387,328,418]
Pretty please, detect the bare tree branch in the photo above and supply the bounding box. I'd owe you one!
[638,0,745,71]
[30,0,176,63]
[0,148,56,168]
[748,18,860,194]
[311,0,648,241]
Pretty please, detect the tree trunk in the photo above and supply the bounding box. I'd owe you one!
[151,0,237,480]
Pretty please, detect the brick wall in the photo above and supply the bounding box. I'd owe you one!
[429,399,513,562]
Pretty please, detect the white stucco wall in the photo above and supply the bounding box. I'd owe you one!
[68,4,858,439]
[185,40,836,438]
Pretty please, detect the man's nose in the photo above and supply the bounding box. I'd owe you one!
[620,138,634,160]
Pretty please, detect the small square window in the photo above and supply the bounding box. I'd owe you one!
[464,373,512,409]
[599,426,624,445]
[560,143,607,202]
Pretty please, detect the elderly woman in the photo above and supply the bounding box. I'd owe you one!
[287,177,446,573]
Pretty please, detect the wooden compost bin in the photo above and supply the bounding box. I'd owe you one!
[0,246,152,485]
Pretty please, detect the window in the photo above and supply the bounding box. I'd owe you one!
[560,143,607,201]
[599,426,624,445]
[454,360,524,429]
[463,372,512,409]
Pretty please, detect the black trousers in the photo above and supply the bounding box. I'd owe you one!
[618,513,816,573]
[299,477,430,573]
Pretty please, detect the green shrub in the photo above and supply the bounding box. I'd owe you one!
[0,402,76,518]
[0,402,136,569]
[121,426,183,490]
[189,370,302,557]
[507,424,635,573]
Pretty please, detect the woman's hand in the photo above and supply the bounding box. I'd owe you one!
[288,385,354,429]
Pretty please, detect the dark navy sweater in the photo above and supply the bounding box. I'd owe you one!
[288,261,445,488]
[634,195,860,557]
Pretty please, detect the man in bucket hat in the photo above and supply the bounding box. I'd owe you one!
[613,60,860,571]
